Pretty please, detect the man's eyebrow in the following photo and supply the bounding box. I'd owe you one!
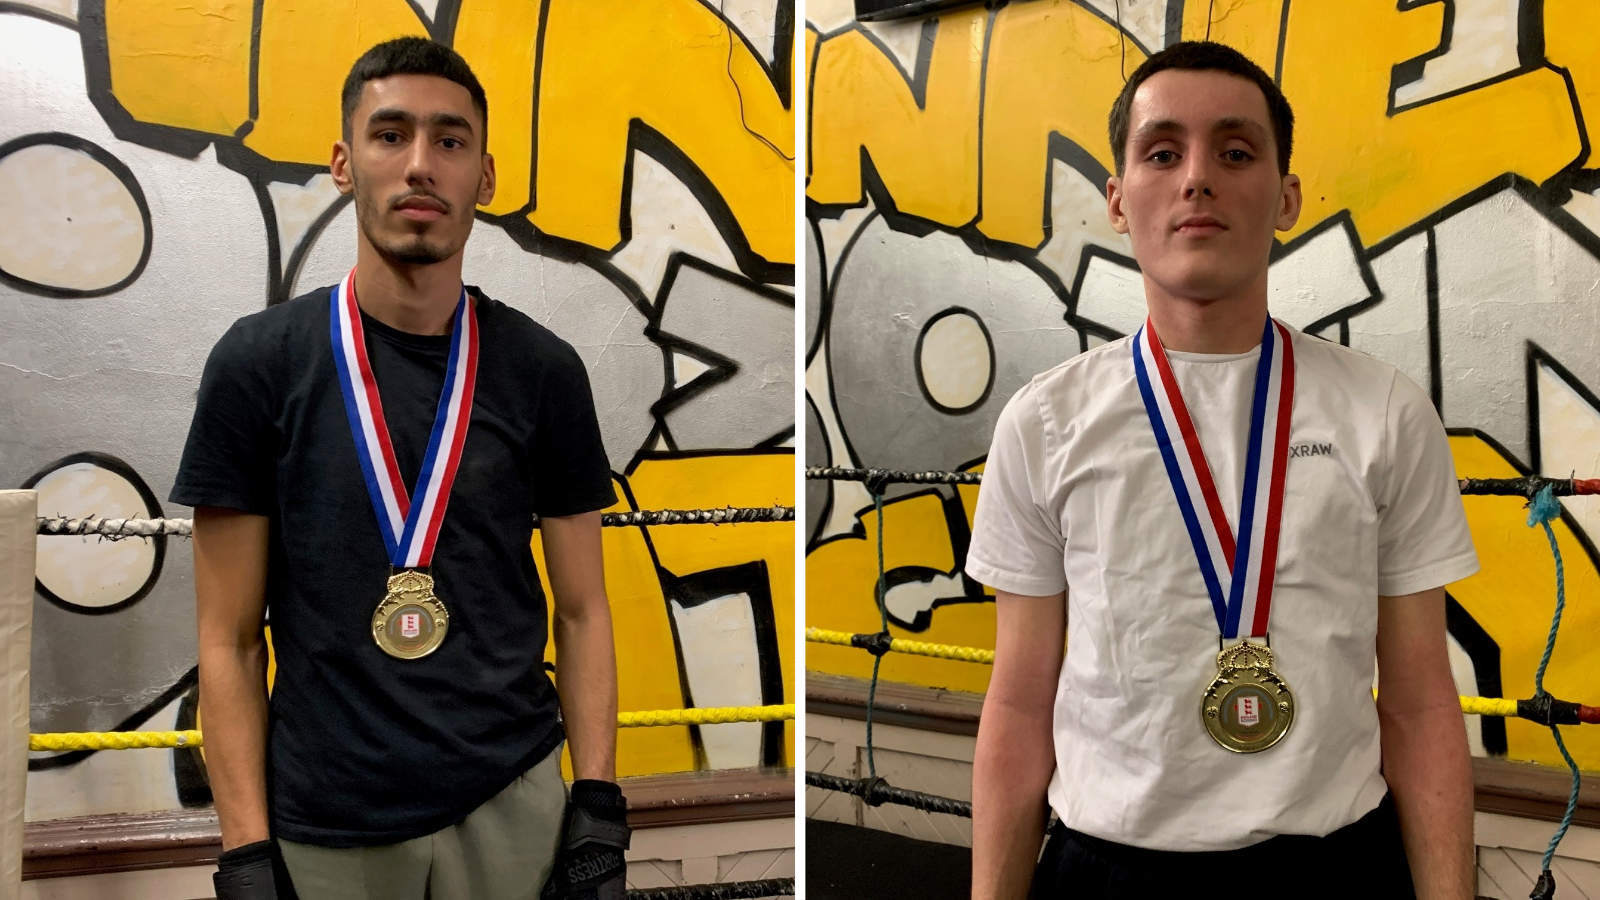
[1213,117,1268,140]
[366,109,476,134]
[426,112,475,133]
[367,108,414,128]
[1131,119,1184,142]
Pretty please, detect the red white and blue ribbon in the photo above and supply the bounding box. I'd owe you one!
[1132,317,1295,639]
[330,267,479,569]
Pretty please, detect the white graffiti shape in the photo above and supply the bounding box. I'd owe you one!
[828,215,1077,477]
[656,259,795,449]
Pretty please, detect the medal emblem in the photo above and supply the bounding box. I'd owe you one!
[372,570,450,659]
[331,267,478,661]
[1135,317,1299,753]
[1202,641,1295,753]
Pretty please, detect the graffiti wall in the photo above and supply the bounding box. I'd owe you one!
[804,0,1600,771]
[1,0,795,820]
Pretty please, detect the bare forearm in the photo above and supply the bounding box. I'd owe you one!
[972,700,1055,900]
[1381,702,1476,899]
[555,602,618,782]
[192,508,271,851]
[198,640,271,850]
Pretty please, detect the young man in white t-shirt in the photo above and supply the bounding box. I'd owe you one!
[965,42,1479,900]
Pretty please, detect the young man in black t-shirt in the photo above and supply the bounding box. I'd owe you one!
[173,39,629,900]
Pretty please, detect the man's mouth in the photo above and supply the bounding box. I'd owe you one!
[1176,215,1225,236]
[393,196,448,222]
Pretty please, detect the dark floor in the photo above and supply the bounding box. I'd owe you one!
[808,819,972,900]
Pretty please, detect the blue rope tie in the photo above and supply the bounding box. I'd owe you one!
[865,490,889,781]
[1526,485,1579,898]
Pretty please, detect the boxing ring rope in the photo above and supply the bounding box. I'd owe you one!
[28,704,797,752]
[806,466,1600,497]
[805,627,1600,724]
[17,502,798,899]
[628,878,794,900]
[36,505,796,540]
[805,468,1593,899]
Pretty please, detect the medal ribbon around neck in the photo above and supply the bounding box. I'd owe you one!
[1132,316,1295,639]
[330,267,479,568]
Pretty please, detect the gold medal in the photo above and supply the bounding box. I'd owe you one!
[1201,641,1294,753]
[372,570,450,660]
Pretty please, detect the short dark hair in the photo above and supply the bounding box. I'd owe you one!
[341,37,488,146]
[1107,41,1293,177]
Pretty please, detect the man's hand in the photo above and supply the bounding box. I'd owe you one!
[1377,586,1476,900]
[212,839,294,900]
[543,511,617,783]
[193,507,273,852]
[542,780,631,900]
[971,589,1066,900]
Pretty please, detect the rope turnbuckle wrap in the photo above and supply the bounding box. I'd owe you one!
[626,878,794,899]
[583,506,793,527]
[38,507,795,540]
[1457,476,1600,497]
[35,516,191,539]
[805,466,982,491]
[805,772,972,818]
[31,705,795,751]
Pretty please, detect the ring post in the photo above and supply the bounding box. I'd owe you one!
[0,491,36,900]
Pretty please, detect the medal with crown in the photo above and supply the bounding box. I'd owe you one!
[1201,640,1296,752]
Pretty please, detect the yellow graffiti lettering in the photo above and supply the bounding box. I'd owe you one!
[627,453,796,764]
[806,9,986,226]
[1281,1,1580,245]
[1448,435,1600,767]
[805,491,993,693]
[452,0,542,217]
[535,476,695,778]
[1545,0,1600,155]
[977,0,1142,248]
[1180,0,1284,75]
[529,0,794,264]
[245,0,429,164]
[103,0,254,137]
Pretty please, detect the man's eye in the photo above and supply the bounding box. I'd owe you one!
[441,137,463,150]
[1149,150,1176,164]
[1224,149,1251,162]
[379,132,402,144]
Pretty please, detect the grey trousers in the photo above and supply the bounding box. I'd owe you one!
[279,749,567,900]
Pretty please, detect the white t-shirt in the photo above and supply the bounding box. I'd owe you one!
[964,324,1479,851]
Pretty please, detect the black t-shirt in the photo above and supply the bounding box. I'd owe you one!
[171,285,616,847]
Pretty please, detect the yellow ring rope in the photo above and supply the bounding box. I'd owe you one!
[807,627,995,664]
[30,704,796,752]
[808,627,1540,718]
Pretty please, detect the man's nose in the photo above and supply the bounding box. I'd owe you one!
[403,139,436,185]
[1181,157,1215,200]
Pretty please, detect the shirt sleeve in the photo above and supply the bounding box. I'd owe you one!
[964,382,1068,596]
[530,344,618,517]
[168,322,278,515]
[1374,369,1480,596]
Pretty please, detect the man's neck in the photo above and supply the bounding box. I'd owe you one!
[1143,271,1271,354]
[353,239,464,337]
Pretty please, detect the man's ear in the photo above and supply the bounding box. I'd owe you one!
[331,140,355,196]
[1107,175,1129,235]
[477,152,497,208]
[1276,173,1302,232]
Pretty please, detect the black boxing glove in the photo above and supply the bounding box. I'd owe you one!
[541,780,631,900]
[213,840,291,900]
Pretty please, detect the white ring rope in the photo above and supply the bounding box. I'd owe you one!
[38,506,795,540]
